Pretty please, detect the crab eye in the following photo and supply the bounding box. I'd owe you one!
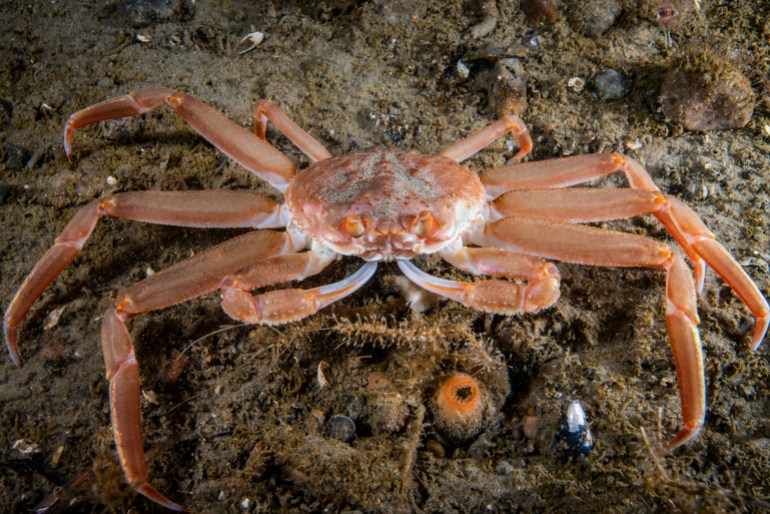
[413,210,437,238]
[342,214,365,238]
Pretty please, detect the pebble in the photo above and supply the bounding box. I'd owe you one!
[522,414,539,439]
[594,69,628,101]
[490,59,527,117]
[327,414,356,443]
[520,0,559,30]
[660,68,755,131]
[566,0,621,37]
[366,393,409,434]
[495,460,515,475]
[425,438,446,459]
[123,0,193,28]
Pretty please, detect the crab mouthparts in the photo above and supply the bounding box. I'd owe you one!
[373,223,407,237]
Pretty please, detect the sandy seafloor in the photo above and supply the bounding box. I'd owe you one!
[1,1,769,512]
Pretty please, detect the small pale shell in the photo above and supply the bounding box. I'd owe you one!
[567,77,585,92]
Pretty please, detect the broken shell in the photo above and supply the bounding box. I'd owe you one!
[567,77,585,93]
[238,27,265,55]
[456,60,471,81]
[12,439,41,455]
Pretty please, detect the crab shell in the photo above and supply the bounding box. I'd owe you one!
[284,148,486,261]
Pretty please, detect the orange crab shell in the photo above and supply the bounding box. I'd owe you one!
[284,149,486,261]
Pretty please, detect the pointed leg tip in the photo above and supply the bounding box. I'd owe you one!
[694,260,706,294]
[136,482,190,512]
[751,317,768,351]
[3,324,23,368]
[512,149,529,160]
[664,424,703,452]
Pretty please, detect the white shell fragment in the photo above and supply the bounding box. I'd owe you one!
[456,60,471,80]
[567,77,585,93]
[238,27,265,55]
[44,304,66,330]
[13,439,41,454]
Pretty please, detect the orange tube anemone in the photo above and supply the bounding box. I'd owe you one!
[432,373,488,442]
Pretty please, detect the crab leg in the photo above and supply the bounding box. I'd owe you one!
[253,99,332,162]
[409,244,563,313]
[664,196,768,349]
[221,260,377,324]
[104,258,376,511]
[398,253,560,315]
[440,115,533,162]
[476,217,704,448]
[481,153,769,348]
[64,88,296,191]
[3,191,287,367]
[100,230,317,510]
[480,153,628,198]
[488,188,665,223]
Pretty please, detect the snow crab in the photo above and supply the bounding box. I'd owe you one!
[4,88,768,510]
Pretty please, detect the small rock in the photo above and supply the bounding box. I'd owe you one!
[123,0,193,28]
[495,460,514,475]
[490,59,527,117]
[366,393,409,434]
[327,414,356,443]
[522,414,539,439]
[520,0,559,30]
[424,438,446,459]
[566,0,621,36]
[660,68,755,131]
[594,69,628,101]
